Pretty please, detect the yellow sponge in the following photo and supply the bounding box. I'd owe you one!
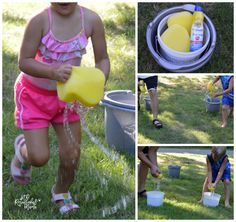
[57,66,105,107]
[167,11,193,35]
[161,24,190,52]
[207,81,213,92]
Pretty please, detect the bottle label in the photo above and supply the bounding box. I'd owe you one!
[190,25,204,52]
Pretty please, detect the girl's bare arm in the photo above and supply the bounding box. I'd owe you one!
[18,12,71,82]
[90,11,110,82]
[214,156,228,185]
[206,157,212,183]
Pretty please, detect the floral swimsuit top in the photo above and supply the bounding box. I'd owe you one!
[23,6,88,90]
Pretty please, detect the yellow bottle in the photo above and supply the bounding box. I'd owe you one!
[57,66,105,107]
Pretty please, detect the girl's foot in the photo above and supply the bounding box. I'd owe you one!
[225,202,231,208]
[51,185,79,214]
[10,135,32,185]
[198,199,203,204]
[153,119,163,129]
[138,189,147,197]
[221,123,227,128]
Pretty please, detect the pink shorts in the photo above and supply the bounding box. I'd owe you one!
[14,75,80,129]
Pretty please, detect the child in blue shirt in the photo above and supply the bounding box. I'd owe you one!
[199,146,231,208]
[212,75,234,128]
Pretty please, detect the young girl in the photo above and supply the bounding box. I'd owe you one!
[10,3,110,214]
[138,146,161,197]
[212,75,234,128]
[199,146,231,208]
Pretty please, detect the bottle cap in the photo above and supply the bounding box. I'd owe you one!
[195,5,203,12]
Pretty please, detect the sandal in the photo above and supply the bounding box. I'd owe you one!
[153,119,163,129]
[51,185,79,214]
[138,190,147,198]
[10,134,32,185]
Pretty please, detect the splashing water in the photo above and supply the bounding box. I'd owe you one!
[156,179,160,191]
[63,102,134,218]
[63,102,92,147]
[101,193,134,218]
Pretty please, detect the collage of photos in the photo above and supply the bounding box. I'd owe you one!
[137,1,234,220]
[1,1,234,221]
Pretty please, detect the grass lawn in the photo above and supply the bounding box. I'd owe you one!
[138,152,234,219]
[138,75,233,144]
[138,2,233,73]
[2,2,135,219]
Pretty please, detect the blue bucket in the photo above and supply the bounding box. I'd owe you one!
[168,165,181,178]
[205,97,221,112]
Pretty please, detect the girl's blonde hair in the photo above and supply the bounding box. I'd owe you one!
[211,146,226,159]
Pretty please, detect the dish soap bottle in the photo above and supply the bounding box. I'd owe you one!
[190,5,204,52]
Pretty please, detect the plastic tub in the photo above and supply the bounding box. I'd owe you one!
[146,4,217,72]
[147,191,165,207]
[205,97,221,112]
[168,165,181,178]
[157,14,210,64]
[143,96,151,111]
[203,192,221,207]
[101,90,135,154]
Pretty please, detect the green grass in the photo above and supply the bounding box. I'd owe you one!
[138,152,234,219]
[138,2,233,73]
[2,2,135,219]
[138,75,233,144]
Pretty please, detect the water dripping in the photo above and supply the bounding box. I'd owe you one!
[62,101,133,218]
[123,123,135,141]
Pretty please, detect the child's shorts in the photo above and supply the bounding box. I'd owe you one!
[14,75,80,130]
[212,162,231,182]
[142,146,150,154]
[138,76,158,92]
[222,95,234,107]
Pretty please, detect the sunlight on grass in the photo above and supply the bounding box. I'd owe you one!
[160,111,185,130]
[183,129,211,143]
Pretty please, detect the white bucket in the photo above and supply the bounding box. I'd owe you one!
[146,191,165,207]
[203,192,221,207]
[157,13,210,64]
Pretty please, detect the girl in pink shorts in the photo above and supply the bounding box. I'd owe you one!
[11,2,110,214]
